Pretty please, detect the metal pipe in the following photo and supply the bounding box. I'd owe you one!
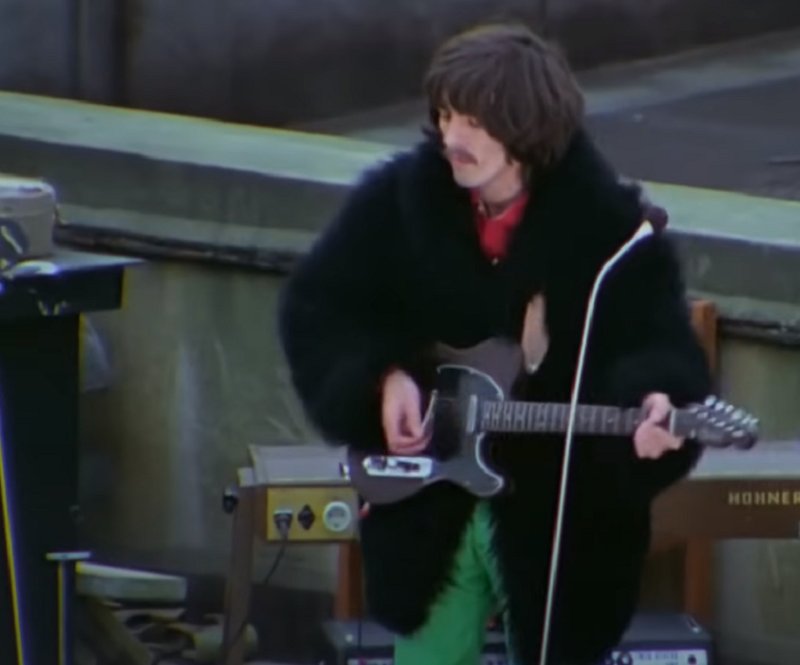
[538,221,657,665]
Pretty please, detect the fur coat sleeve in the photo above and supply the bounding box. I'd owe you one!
[594,214,713,500]
[277,163,423,452]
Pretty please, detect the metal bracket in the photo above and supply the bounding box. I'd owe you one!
[362,456,433,478]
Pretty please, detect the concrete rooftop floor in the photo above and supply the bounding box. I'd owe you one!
[294,29,800,202]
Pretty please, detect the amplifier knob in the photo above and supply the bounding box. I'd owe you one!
[323,501,353,532]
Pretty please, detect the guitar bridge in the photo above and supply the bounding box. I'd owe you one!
[362,456,433,478]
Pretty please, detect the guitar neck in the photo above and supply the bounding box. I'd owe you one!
[481,400,656,436]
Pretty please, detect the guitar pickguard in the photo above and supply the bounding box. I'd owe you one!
[361,455,434,479]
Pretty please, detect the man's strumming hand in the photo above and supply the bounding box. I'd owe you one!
[381,369,431,454]
[633,392,684,459]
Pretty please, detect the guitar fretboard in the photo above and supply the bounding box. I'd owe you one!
[481,400,647,436]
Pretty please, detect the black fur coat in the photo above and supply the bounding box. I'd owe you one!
[278,130,712,664]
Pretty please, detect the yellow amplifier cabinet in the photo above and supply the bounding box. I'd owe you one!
[249,444,358,543]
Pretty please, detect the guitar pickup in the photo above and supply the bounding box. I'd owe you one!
[362,456,434,478]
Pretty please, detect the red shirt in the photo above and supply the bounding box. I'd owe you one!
[470,190,529,262]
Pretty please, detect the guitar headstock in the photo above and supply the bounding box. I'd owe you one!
[676,396,759,450]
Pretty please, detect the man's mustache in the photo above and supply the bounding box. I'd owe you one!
[445,147,477,164]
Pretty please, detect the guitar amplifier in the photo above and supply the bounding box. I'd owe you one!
[319,613,715,665]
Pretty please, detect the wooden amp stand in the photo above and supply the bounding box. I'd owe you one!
[220,445,360,665]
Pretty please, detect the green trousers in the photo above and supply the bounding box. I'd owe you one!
[394,501,516,665]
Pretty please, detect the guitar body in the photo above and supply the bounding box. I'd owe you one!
[346,339,524,505]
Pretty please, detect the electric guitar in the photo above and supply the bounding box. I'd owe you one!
[344,338,759,505]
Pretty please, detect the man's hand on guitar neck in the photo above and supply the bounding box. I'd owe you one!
[381,368,432,454]
[633,392,684,459]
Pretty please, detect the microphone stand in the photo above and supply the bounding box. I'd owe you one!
[537,220,657,665]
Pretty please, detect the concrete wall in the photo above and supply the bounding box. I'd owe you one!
[79,263,341,594]
[2,0,800,126]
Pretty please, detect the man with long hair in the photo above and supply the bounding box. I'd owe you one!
[279,23,711,665]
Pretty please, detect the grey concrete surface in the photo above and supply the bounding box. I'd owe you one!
[3,0,800,126]
[51,198,800,343]
[295,31,800,205]
[2,30,799,228]
[590,77,800,200]
[295,34,800,205]
[58,185,800,340]
[0,92,387,230]
[1,34,800,325]
[1,29,799,320]
[295,28,800,142]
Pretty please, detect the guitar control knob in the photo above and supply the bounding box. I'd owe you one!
[322,501,353,533]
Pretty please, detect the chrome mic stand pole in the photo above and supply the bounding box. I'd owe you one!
[537,221,656,665]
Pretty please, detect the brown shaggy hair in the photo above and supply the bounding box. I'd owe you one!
[424,23,584,170]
